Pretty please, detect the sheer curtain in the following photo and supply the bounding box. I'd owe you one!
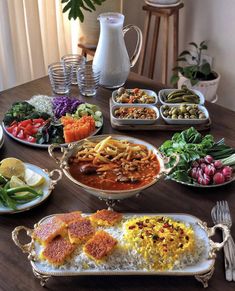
[0,0,79,91]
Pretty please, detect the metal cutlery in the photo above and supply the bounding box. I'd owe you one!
[211,201,235,281]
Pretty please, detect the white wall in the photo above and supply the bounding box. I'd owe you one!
[124,0,235,111]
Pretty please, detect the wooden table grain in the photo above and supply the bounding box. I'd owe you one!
[0,73,235,291]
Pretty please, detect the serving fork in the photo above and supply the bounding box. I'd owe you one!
[211,201,235,281]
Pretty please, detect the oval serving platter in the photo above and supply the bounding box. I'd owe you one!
[12,213,229,287]
[0,163,62,214]
[170,173,235,188]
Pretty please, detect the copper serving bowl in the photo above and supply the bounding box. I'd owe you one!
[48,134,179,201]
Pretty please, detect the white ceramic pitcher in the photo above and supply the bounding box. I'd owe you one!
[93,13,143,88]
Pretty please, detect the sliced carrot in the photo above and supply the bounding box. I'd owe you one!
[62,115,96,143]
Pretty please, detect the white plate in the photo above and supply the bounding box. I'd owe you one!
[112,89,158,106]
[2,121,103,149]
[145,0,182,8]
[111,104,159,125]
[24,213,216,276]
[0,125,3,148]
[159,88,205,105]
[160,104,209,125]
[0,163,62,214]
[0,125,3,141]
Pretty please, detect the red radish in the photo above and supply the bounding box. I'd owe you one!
[222,166,233,181]
[214,160,223,169]
[198,158,205,164]
[198,173,211,185]
[192,161,199,168]
[200,163,207,171]
[190,168,198,179]
[213,172,225,184]
[204,155,214,164]
[196,168,203,179]
[205,165,216,176]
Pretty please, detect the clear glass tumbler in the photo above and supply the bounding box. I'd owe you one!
[48,62,72,95]
[77,64,100,96]
[61,54,86,85]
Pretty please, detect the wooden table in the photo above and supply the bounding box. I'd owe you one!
[0,73,235,291]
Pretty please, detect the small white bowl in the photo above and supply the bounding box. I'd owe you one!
[111,104,159,125]
[112,89,158,106]
[159,88,205,105]
[160,104,209,125]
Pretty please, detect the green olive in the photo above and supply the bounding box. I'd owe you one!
[189,109,196,115]
[186,106,192,111]
[190,115,196,119]
[178,115,183,119]
[172,114,178,119]
[163,110,169,117]
[172,108,178,115]
[179,105,187,113]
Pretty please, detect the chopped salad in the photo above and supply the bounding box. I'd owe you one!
[3,95,103,145]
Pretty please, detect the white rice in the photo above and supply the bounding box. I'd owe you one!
[27,95,54,116]
[34,217,207,273]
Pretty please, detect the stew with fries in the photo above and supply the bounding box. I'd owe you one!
[69,137,160,191]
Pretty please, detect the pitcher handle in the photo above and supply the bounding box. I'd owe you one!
[123,24,143,68]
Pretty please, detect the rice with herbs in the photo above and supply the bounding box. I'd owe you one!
[34,215,207,273]
[27,95,53,116]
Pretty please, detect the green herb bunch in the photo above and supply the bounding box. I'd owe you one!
[62,0,106,22]
[160,127,214,183]
[171,41,213,86]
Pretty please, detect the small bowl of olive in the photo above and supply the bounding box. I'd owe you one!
[160,104,209,125]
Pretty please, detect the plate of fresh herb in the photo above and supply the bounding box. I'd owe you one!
[160,127,235,187]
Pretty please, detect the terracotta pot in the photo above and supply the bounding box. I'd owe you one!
[78,0,122,48]
[177,72,220,103]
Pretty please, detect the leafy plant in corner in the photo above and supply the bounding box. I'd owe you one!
[61,0,106,22]
[171,41,215,86]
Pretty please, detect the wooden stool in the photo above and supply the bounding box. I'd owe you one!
[138,3,184,84]
[78,43,96,59]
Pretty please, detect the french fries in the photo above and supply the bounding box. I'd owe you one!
[75,137,154,168]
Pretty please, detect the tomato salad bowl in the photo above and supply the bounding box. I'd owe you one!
[48,135,179,204]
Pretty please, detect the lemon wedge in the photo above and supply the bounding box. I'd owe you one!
[9,176,28,195]
[0,158,25,179]
[24,168,45,187]
[10,176,26,188]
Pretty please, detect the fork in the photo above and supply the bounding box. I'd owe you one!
[211,201,235,281]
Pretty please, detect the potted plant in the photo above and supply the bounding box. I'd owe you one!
[61,0,122,48]
[171,41,220,102]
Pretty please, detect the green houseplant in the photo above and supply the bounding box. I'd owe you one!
[170,41,220,102]
[62,0,106,22]
[61,0,121,47]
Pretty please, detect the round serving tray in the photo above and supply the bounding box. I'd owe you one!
[2,121,103,149]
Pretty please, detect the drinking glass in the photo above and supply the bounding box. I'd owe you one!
[61,54,86,85]
[77,64,100,96]
[48,62,72,95]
